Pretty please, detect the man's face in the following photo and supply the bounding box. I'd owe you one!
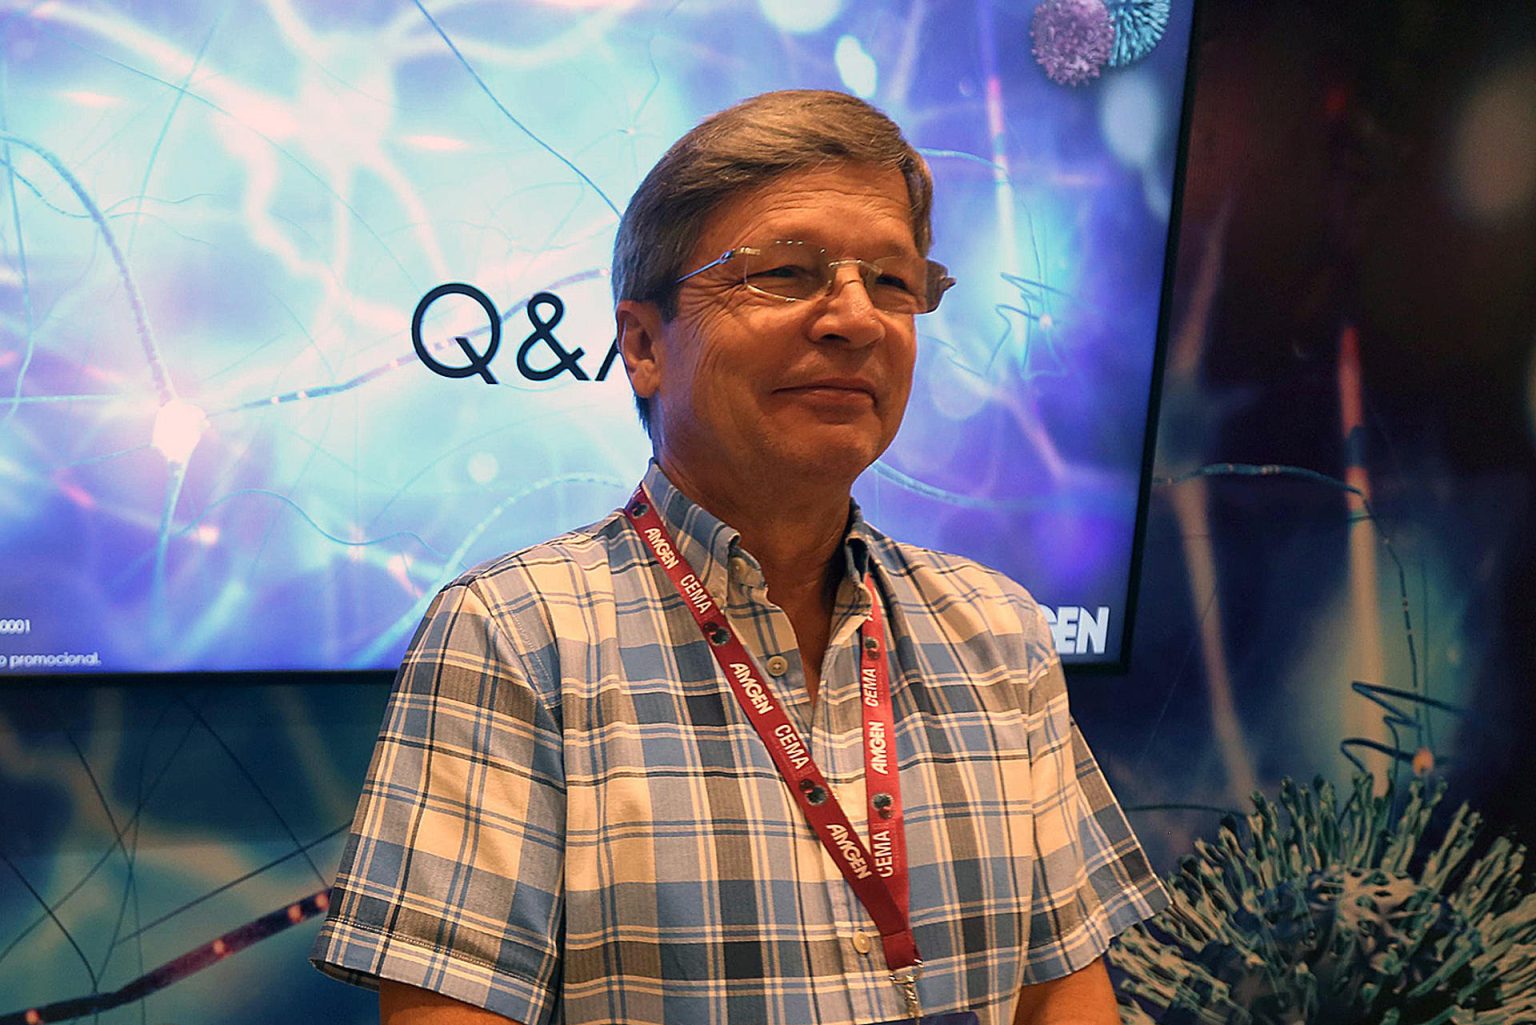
[620,164,921,499]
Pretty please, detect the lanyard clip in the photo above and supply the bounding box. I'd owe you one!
[890,962,922,1023]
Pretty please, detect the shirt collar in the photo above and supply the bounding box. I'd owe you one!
[640,461,738,598]
[639,460,877,600]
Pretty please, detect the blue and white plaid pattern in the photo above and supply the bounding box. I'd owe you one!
[312,463,1166,1025]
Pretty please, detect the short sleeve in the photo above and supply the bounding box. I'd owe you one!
[1019,639,1167,983]
[310,580,566,1025]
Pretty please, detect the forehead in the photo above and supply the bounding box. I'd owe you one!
[690,164,919,261]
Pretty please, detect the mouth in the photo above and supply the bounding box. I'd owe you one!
[776,378,878,401]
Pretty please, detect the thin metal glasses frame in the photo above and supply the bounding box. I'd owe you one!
[672,240,956,314]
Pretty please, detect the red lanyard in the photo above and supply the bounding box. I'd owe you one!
[623,487,923,1011]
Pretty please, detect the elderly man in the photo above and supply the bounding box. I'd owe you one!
[312,90,1165,1025]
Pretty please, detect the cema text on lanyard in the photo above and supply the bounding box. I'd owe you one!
[624,486,924,1020]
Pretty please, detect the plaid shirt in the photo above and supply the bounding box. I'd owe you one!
[312,463,1166,1025]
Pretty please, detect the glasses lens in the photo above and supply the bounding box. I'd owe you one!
[740,242,825,300]
[924,262,955,314]
[864,257,930,314]
[735,242,953,313]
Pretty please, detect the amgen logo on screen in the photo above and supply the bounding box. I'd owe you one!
[1043,606,1111,656]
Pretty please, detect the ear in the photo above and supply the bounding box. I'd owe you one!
[616,299,667,401]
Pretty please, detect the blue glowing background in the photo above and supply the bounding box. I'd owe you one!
[0,0,1194,673]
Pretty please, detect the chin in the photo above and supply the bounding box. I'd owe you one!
[768,436,885,485]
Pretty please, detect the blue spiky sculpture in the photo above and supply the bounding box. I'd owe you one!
[1109,775,1536,1023]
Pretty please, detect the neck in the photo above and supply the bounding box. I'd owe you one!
[656,454,851,608]
[656,453,857,706]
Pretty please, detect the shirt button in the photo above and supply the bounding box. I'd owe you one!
[765,655,789,676]
[852,930,873,955]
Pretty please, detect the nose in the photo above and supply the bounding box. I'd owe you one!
[810,266,886,348]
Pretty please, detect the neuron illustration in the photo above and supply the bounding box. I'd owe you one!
[0,0,1194,678]
[1111,774,1536,1024]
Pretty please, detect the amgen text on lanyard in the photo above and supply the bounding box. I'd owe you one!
[410,282,620,385]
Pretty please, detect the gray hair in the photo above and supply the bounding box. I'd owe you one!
[612,89,934,436]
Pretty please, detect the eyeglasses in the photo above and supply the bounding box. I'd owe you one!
[672,240,956,314]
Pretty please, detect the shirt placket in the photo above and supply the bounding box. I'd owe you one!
[725,551,896,1023]
[815,584,898,1025]
[724,548,812,730]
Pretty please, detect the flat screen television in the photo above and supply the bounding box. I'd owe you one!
[0,0,1196,677]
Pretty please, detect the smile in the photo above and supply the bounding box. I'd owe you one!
[776,379,877,402]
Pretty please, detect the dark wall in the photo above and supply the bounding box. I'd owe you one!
[1073,0,1536,857]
